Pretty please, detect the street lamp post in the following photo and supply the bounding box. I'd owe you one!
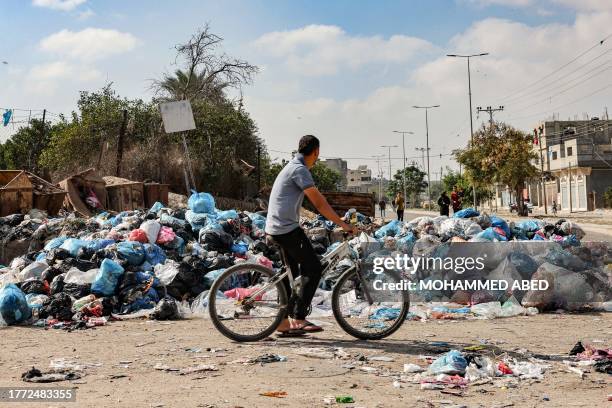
[447,52,488,210]
[413,105,439,207]
[393,130,414,210]
[381,145,398,198]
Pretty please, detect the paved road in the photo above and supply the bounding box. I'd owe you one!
[376,207,612,242]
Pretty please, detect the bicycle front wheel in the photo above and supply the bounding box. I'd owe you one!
[208,263,288,342]
[332,267,410,340]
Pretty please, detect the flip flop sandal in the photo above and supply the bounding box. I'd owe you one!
[299,322,324,333]
[276,329,307,337]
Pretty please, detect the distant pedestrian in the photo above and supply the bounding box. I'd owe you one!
[551,200,557,216]
[451,185,461,213]
[437,191,450,216]
[378,199,386,218]
[394,192,404,222]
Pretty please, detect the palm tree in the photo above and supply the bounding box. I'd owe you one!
[157,69,228,103]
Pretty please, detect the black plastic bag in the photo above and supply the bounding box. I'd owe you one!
[39,293,74,321]
[150,297,181,320]
[49,274,65,295]
[20,279,47,295]
[63,283,91,298]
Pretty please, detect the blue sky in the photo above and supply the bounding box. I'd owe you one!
[1,0,611,175]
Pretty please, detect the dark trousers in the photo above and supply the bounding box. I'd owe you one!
[269,227,323,320]
[397,209,404,221]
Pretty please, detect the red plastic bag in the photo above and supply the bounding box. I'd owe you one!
[128,229,149,244]
[156,226,176,245]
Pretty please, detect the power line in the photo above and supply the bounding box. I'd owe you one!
[505,82,612,121]
[507,64,612,114]
[503,47,612,105]
[499,32,612,102]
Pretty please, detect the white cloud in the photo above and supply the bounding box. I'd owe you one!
[254,24,434,76]
[25,61,101,94]
[40,28,139,61]
[465,0,534,7]
[33,0,86,11]
[248,12,612,172]
[76,8,95,20]
[551,0,612,11]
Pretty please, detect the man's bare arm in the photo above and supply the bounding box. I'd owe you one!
[304,187,355,232]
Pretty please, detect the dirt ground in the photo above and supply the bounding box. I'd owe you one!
[1,313,610,408]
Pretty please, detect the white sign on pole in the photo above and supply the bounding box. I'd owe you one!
[160,100,196,133]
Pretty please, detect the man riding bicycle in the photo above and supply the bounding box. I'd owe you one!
[265,135,356,336]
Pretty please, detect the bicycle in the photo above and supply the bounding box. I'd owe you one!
[208,233,410,342]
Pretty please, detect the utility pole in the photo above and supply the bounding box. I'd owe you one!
[413,105,440,205]
[372,154,385,201]
[447,52,488,210]
[393,130,413,210]
[535,125,548,214]
[116,109,128,177]
[476,105,504,127]
[415,147,429,170]
[381,145,398,186]
[568,160,573,213]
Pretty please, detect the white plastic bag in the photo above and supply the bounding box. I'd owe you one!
[154,260,180,286]
[140,220,162,244]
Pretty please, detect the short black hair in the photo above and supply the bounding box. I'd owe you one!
[298,135,320,155]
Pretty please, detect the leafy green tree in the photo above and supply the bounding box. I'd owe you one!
[456,122,538,215]
[442,169,493,208]
[264,159,341,192]
[386,165,427,207]
[0,119,50,174]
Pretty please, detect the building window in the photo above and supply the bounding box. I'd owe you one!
[552,151,557,160]
[567,146,573,156]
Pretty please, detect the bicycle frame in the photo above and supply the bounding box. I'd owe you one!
[238,240,357,305]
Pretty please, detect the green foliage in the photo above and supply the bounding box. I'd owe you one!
[603,187,612,208]
[0,119,50,173]
[264,159,341,192]
[386,165,427,206]
[442,169,493,207]
[455,122,538,208]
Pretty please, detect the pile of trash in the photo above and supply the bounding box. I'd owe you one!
[0,191,282,328]
[0,194,609,329]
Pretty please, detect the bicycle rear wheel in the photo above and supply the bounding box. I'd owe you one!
[332,267,409,340]
[208,263,288,342]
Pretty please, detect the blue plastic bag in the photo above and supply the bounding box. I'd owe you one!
[91,259,125,296]
[516,219,543,232]
[375,220,402,239]
[44,237,67,251]
[248,213,267,230]
[230,242,248,255]
[35,252,47,262]
[474,227,507,241]
[396,232,417,253]
[0,284,32,325]
[144,243,167,266]
[188,191,216,214]
[60,238,88,257]
[490,215,511,238]
[369,307,400,321]
[117,241,146,266]
[428,350,467,375]
[216,209,238,221]
[86,239,115,252]
[185,210,209,232]
[453,208,480,218]
[149,202,164,215]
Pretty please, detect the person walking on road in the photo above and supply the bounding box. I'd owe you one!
[265,135,356,336]
[394,192,404,221]
[378,199,386,218]
[451,185,462,214]
[437,191,450,216]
